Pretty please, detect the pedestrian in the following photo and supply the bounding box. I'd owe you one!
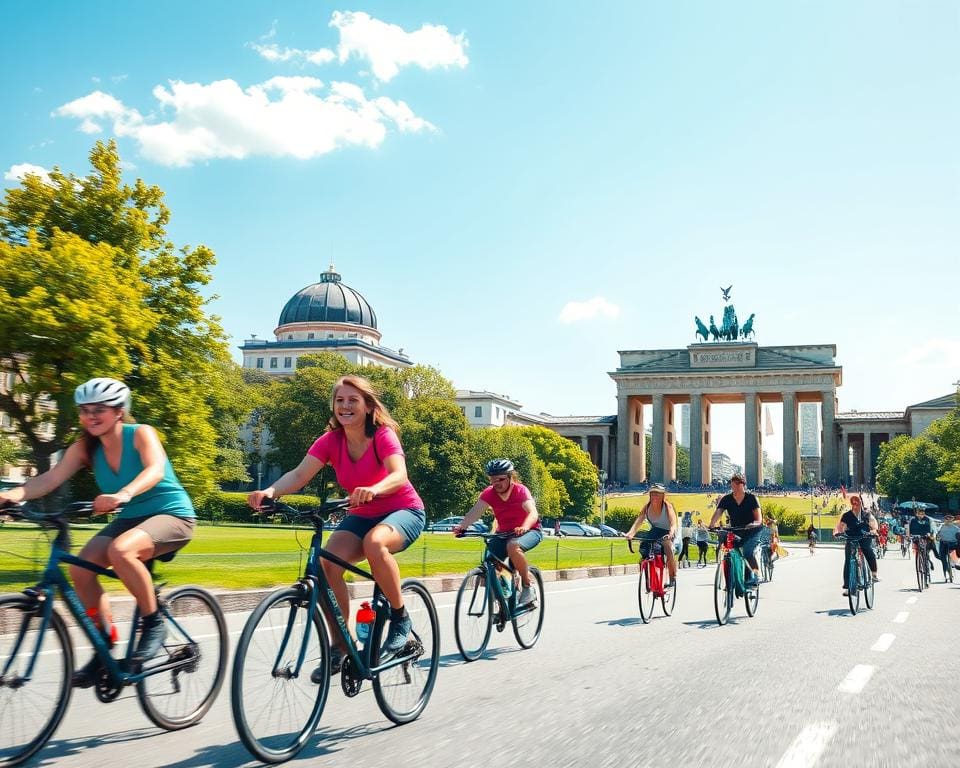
[694,520,710,567]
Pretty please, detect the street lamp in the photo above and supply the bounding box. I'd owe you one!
[598,469,608,526]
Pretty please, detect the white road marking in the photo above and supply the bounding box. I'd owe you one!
[871,633,895,652]
[775,722,838,768]
[906,597,917,605]
[837,664,875,694]
[893,611,909,623]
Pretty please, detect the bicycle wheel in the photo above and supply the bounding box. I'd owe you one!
[862,558,874,610]
[372,579,439,725]
[713,558,731,626]
[137,587,228,730]
[760,548,770,582]
[744,567,760,617]
[660,568,677,616]
[454,567,492,661]
[512,567,544,649]
[901,540,908,558]
[637,561,656,624]
[915,550,925,592]
[231,587,330,764]
[848,555,860,614]
[0,596,73,768]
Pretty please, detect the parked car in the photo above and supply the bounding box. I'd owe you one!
[597,523,624,538]
[557,521,601,537]
[429,516,488,533]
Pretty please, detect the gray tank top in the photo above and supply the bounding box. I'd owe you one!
[646,500,671,529]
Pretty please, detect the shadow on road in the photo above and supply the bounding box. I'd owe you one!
[596,616,645,627]
[437,647,522,667]
[681,619,735,629]
[36,727,162,766]
[813,608,856,617]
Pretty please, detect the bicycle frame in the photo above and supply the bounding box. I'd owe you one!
[3,513,200,689]
[630,537,666,598]
[463,533,534,623]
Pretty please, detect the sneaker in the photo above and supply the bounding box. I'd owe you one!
[133,614,167,663]
[744,572,758,587]
[71,656,102,689]
[310,648,343,683]
[381,614,412,656]
[842,589,849,596]
[872,574,880,582]
[518,586,537,606]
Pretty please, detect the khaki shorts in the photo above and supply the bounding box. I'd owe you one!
[95,514,195,557]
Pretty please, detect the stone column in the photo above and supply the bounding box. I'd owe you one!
[863,430,874,487]
[664,398,677,482]
[689,394,704,485]
[840,430,849,487]
[744,392,762,487]
[821,391,837,485]
[616,393,629,484]
[651,394,665,483]
[630,400,646,483]
[782,392,800,487]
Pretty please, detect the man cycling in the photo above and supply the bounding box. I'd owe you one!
[935,513,960,571]
[907,508,936,573]
[709,473,763,587]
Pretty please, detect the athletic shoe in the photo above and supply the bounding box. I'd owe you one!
[133,614,167,663]
[519,585,537,606]
[71,656,102,689]
[310,648,343,683]
[381,614,412,655]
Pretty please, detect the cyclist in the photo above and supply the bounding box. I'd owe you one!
[934,513,960,571]
[709,473,762,586]
[764,516,780,563]
[0,377,195,687]
[624,483,678,586]
[907,508,936,574]
[877,519,889,552]
[453,458,543,606]
[246,375,425,680]
[806,523,818,554]
[832,494,880,595]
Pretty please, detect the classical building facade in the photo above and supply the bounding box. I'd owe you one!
[610,342,843,488]
[240,265,411,374]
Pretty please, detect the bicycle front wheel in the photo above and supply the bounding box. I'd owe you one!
[372,579,439,725]
[660,569,677,616]
[454,567,492,661]
[713,559,731,626]
[512,567,544,649]
[915,550,925,592]
[0,595,73,768]
[231,587,331,764]
[848,556,860,614]
[862,559,874,609]
[637,562,657,624]
[744,570,759,617]
[137,586,228,730]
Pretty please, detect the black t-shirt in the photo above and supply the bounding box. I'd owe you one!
[908,516,932,536]
[717,492,761,530]
[840,510,870,537]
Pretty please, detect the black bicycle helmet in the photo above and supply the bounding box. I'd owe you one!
[485,458,514,476]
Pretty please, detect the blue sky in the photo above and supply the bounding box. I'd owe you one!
[3,1,958,466]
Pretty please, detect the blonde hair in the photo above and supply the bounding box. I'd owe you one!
[327,375,400,436]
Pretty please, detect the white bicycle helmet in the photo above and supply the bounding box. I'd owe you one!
[74,378,131,410]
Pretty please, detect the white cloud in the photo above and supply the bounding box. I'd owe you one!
[330,11,468,82]
[54,78,436,167]
[558,297,622,325]
[4,163,52,184]
[251,42,335,65]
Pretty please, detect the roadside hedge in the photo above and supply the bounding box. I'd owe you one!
[194,491,322,524]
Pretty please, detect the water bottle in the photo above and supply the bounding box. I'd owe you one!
[355,601,375,647]
[86,607,118,648]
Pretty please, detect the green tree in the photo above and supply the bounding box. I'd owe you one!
[928,394,960,492]
[875,435,948,504]
[643,434,690,482]
[521,425,597,517]
[0,432,24,470]
[0,141,249,498]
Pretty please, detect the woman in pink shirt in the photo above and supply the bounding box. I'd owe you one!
[454,459,542,606]
[247,375,425,678]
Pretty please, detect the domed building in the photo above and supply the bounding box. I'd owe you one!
[240,265,411,373]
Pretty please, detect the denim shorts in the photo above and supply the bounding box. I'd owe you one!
[639,526,671,557]
[336,508,425,551]
[486,528,543,561]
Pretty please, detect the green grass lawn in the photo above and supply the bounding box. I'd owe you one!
[0,524,650,592]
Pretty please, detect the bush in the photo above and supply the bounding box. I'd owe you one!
[601,506,641,534]
[195,490,322,524]
[763,503,806,534]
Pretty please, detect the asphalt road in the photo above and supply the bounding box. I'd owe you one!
[21,543,959,767]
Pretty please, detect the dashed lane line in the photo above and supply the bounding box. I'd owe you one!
[871,633,895,652]
[906,597,917,605]
[837,664,875,694]
[774,722,838,768]
[893,611,909,623]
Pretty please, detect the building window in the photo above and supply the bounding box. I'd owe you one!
[287,334,293,340]
[474,406,482,418]
[308,333,315,340]
[495,406,501,419]
[284,357,292,368]
[256,358,264,369]
[460,407,465,415]
[667,433,673,445]
[633,432,640,446]
[328,333,335,339]
[270,357,278,368]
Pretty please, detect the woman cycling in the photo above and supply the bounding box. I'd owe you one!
[764,516,780,562]
[833,494,880,595]
[624,483,678,586]
[806,523,818,554]
[454,459,542,606]
[247,375,425,680]
[0,378,195,687]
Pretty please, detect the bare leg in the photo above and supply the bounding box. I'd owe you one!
[106,530,157,614]
[70,536,112,616]
[505,540,531,586]
[363,524,407,609]
[664,545,678,580]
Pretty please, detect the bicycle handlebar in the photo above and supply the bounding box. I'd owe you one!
[254,498,350,520]
[626,534,670,554]
[454,530,515,540]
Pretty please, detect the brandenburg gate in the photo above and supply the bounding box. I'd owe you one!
[610,341,842,488]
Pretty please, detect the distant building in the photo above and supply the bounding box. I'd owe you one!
[455,390,523,428]
[800,403,819,457]
[711,452,740,483]
[678,404,690,448]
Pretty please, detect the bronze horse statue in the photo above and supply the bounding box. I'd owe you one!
[709,315,721,341]
[695,316,710,342]
[741,313,755,339]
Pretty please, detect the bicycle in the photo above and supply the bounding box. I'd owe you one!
[835,532,875,615]
[453,531,545,660]
[230,499,440,764]
[0,502,227,767]
[911,536,932,592]
[877,534,887,559]
[625,534,676,623]
[899,534,908,559]
[807,534,816,555]
[760,542,775,583]
[936,542,955,584]
[710,527,760,626]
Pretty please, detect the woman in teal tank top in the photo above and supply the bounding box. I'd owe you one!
[0,378,195,686]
